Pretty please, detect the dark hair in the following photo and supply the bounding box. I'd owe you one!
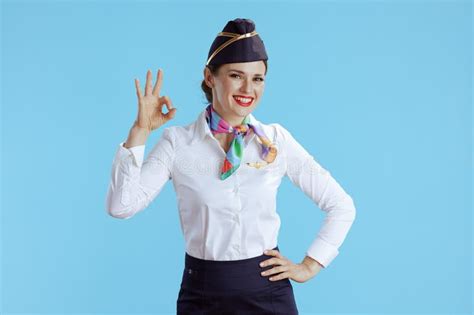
[201,60,268,104]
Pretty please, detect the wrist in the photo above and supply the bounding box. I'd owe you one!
[301,256,324,274]
[124,122,151,148]
[132,120,152,134]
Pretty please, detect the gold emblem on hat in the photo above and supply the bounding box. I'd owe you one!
[206,31,259,66]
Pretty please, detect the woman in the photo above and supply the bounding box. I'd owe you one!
[106,18,356,315]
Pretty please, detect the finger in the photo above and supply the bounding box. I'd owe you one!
[160,95,174,111]
[261,265,289,277]
[260,258,283,267]
[145,69,153,96]
[160,96,176,121]
[152,68,163,96]
[259,258,273,267]
[264,249,283,259]
[163,107,177,122]
[269,272,290,281]
[135,78,143,99]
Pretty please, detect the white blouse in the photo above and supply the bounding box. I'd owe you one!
[105,108,356,268]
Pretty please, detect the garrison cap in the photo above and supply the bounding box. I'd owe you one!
[206,18,268,66]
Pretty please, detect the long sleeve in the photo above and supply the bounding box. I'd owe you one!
[105,127,175,219]
[274,123,356,268]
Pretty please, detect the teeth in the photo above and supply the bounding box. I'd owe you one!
[234,96,252,103]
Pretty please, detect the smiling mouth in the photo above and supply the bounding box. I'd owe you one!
[233,96,254,107]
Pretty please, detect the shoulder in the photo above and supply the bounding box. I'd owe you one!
[261,122,309,160]
[160,121,194,144]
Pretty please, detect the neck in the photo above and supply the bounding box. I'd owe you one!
[211,105,246,127]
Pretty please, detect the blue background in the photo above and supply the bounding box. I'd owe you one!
[1,0,471,314]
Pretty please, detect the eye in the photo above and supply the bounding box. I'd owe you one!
[230,74,264,82]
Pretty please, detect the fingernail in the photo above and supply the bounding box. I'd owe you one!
[260,262,264,267]
[264,250,268,254]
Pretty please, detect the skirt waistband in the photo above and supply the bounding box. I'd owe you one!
[185,246,279,269]
[181,245,285,292]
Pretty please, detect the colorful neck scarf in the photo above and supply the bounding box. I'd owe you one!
[204,104,277,180]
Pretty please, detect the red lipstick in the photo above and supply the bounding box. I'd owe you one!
[233,95,254,107]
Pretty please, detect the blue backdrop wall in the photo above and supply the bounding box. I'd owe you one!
[1,1,471,314]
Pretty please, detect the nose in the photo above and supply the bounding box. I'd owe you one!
[240,78,253,94]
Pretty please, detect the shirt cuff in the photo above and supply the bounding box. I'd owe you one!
[306,237,339,268]
[119,141,145,168]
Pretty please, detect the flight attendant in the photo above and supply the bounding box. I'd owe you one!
[106,17,356,315]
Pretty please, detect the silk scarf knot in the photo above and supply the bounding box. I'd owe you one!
[204,104,277,180]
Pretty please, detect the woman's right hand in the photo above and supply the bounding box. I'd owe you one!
[134,69,177,132]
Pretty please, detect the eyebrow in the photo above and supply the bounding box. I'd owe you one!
[227,69,265,77]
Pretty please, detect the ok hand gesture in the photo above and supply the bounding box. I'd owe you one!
[134,69,177,132]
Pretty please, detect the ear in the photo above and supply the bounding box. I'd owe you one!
[203,67,214,89]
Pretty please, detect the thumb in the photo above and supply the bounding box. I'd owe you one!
[164,107,177,121]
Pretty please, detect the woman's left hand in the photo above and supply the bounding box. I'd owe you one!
[259,249,322,283]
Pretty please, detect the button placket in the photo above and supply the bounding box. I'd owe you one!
[234,176,242,212]
[229,175,242,256]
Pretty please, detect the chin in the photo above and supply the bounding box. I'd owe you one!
[233,105,254,117]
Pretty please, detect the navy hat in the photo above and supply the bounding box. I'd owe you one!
[206,18,268,66]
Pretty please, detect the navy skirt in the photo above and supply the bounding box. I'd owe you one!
[176,245,299,315]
